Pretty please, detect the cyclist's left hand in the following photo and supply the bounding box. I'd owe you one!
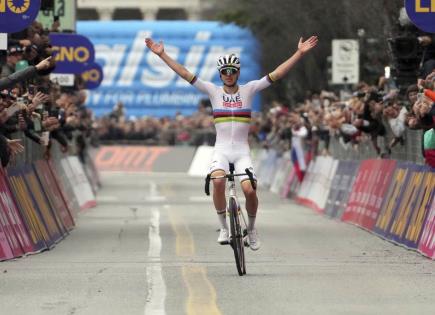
[298,36,318,54]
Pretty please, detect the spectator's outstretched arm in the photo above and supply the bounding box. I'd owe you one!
[269,36,318,81]
[145,38,195,82]
[0,57,52,89]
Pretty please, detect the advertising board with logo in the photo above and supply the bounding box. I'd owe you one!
[77,21,261,117]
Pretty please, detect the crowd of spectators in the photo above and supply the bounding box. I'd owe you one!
[97,101,216,146]
[96,67,435,167]
[0,21,96,167]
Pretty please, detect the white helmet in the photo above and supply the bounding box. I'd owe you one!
[217,54,240,71]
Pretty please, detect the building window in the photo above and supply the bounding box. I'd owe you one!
[156,8,188,20]
[77,8,100,21]
[113,8,143,20]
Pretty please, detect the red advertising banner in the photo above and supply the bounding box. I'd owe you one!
[21,166,65,243]
[7,168,51,250]
[0,170,33,254]
[0,215,14,261]
[342,160,397,230]
[34,161,75,231]
[389,167,434,247]
[403,170,434,249]
[419,194,435,259]
[94,146,170,172]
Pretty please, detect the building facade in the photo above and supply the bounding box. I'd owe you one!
[77,0,217,20]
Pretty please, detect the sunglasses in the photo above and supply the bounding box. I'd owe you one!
[220,68,239,76]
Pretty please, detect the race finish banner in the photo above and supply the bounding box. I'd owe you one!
[77,21,261,118]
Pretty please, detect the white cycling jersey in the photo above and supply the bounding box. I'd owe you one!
[190,74,274,179]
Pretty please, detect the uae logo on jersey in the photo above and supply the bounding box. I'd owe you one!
[222,94,242,108]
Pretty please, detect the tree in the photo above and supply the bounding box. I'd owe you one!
[215,0,403,106]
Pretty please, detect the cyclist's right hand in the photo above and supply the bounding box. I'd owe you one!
[145,38,164,56]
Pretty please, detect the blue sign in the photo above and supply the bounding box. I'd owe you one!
[82,62,103,90]
[0,0,41,33]
[405,0,435,33]
[49,33,96,74]
[77,21,261,118]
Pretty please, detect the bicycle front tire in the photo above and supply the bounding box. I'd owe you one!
[229,197,246,276]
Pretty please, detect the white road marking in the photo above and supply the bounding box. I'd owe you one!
[188,196,212,202]
[144,209,166,315]
[144,182,167,201]
[97,195,119,201]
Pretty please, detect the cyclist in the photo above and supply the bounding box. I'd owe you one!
[145,35,318,250]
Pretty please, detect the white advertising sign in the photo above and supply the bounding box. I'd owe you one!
[332,39,359,84]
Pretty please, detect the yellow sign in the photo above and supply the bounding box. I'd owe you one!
[0,0,31,14]
[415,0,435,13]
[52,46,91,63]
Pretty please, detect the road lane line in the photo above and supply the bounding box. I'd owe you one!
[169,209,221,315]
[188,196,212,202]
[144,207,166,314]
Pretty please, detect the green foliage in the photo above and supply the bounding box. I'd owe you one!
[216,0,403,106]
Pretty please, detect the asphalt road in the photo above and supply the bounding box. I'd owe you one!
[1,172,434,315]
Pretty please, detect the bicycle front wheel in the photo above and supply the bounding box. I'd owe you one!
[229,197,246,276]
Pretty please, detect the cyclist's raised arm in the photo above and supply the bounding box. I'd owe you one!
[145,38,195,82]
[269,36,318,81]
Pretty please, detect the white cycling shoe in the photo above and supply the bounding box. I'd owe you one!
[246,228,261,251]
[217,228,229,244]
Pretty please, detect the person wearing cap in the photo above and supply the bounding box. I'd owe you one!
[1,46,24,78]
[145,35,318,250]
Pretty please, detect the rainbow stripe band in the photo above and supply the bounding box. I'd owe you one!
[213,109,251,118]
[214,117,251,124]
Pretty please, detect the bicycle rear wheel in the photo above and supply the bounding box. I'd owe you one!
[229,197,246,276]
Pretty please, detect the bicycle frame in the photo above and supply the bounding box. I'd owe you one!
[205,165,256,276]
[227,175,248,234]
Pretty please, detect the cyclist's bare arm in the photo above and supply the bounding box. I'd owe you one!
[269,36,318,81]
[145,38,195,82]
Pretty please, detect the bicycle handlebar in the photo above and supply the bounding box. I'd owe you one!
[204,168,256,196]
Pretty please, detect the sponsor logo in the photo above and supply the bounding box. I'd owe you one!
[405,0,435,33]
[223,94,243,108]
[0,0,40,33]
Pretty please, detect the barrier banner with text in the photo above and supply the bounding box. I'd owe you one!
[6,168,50,251]
[49,159,80,216]
[0,176,24,259]
[324,160,360,219]
[94,146,196,173]
[374,163,412,238]
[402,168,435,249]
[34,161,75,231]
[0,197,21,259]
[62,157,96,210]
[342,160,397,230]
[384,165,434,247]
[0,220,13,261]
[0,170,34,255]
[419,195,435,259]
[296,156,337,213]
[21,165,65,242]
[270,153,292,194]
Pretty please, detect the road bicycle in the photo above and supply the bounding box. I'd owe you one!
[205,163,256,276]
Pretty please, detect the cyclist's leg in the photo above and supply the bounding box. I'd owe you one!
[209,152,230,242]
[235,155,261,250]
[235,155,258,218]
